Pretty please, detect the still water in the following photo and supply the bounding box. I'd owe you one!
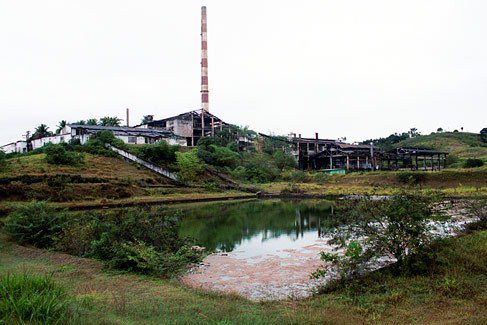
[177,199,335,259]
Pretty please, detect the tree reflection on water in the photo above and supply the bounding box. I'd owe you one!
[177,199,335,253]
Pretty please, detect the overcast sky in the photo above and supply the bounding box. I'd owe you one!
[1,0,486,144]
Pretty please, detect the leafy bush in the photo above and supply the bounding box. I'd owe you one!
[5,201,67,248]
[280,169,309,182]
[44,144,83,166]
[312,241,367,279]
[83,130,124,156]
[445,154,461,167]
[396,171,427,184]
[72,207,202,276]
[197,138,241,168]
[129,141,179,166]
[280,183,304,194]
[464,158,484,168]
[314,192,443,280]
[467,198,487,229]
[310,172,331,183]
[0,273,73,324]
[176,149,205,182]
[272,150,296,171]
[0,150,6,170]
[231,153,280,183]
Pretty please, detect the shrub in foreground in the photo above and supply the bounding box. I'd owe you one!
[313,192,444,280]
[0,273,73,323]
[5,201,201,278]
[467,198,487,229]
[5,201,67,248]
[60,207,203,277]
[464,158,484,168]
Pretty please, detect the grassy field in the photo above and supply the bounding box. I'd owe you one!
[1,227,485,324]
[0,153,172,183]
[257,167,487,197]
[0,154,254,207]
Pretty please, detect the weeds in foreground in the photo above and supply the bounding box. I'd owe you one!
[0,273,74,323]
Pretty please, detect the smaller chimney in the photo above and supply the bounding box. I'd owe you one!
[126,108,130,127]
[315,132,319,140]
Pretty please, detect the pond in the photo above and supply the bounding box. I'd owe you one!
[177,199,336,259]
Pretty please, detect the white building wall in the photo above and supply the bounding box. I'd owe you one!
[31,134,72,150]
[1,143,16,153]
[2,142,29,153]
[16,141,28,153]
[2,127,187,153]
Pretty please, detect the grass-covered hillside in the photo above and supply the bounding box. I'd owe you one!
[0,153,170,204]
[0,153,164,181]
[397,132,487,164]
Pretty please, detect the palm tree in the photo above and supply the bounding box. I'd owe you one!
[32,124,52,140]
[56,120,67,134]
[141,115,154,124]
[86,118,98,125]
[99,116,122,127]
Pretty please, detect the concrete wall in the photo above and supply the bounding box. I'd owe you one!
[31,134,72,150]
[174,119,193,137]
[1,141,29,154]
[2,126,187,153]
[1,143,16,153]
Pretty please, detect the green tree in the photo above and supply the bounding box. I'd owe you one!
[481,128,487,143]
[141,115,153,124]
[86,118,98,125]
[99,116,122,127]
[176,149,205,182]
[272,150,296,171]
[409,128,420,138]
[44,144,83,166]
[56,120,67,134]
[131,141,179,165]
[31,124,52,139]
[197,137,241,168]
[313,192,443,279]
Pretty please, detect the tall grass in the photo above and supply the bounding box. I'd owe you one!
[0,273,73,323]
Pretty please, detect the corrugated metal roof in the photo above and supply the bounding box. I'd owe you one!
[68,124,183,138]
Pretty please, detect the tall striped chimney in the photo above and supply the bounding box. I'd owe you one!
[201,6,209,112]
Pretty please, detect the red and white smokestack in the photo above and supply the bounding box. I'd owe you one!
[201,6,209,112]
